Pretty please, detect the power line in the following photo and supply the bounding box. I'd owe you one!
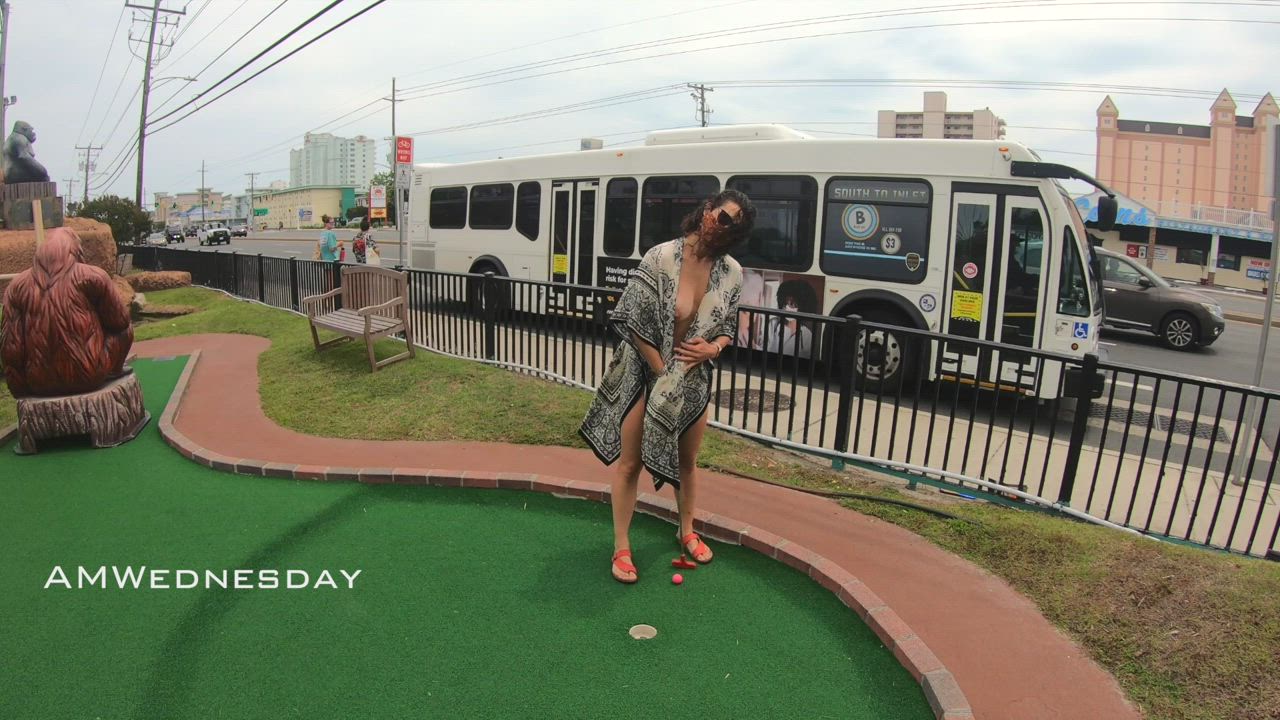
[77,6,128,146]
[88,54,139,144]
[147,0,349,126]
[402,86,687,138]
[159,0,250,72]
[202,0,1280,178]
[150,0,291,116]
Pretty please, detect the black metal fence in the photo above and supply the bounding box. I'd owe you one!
[128,246,1280,559]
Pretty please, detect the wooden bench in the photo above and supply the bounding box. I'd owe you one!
[302,265,415,372]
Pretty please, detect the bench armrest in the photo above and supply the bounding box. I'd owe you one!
[301,288,342,315]
[356,296,405,316]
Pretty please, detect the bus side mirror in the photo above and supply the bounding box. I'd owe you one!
[1096,195,1118,232]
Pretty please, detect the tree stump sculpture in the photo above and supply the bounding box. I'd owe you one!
[1,226,148,454]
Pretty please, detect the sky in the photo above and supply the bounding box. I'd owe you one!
[7,0,1278,205]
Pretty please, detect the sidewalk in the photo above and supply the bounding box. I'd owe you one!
[135,333,1139,720]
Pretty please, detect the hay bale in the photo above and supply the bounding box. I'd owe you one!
[113,275,136,307]
[127,270,191,292]
[0,217,117,277]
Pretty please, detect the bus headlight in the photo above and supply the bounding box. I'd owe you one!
[1201,302,1223,318]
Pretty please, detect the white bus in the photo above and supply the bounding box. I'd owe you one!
[405,124,1116,396]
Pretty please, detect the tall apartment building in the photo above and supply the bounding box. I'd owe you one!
[877,91,1006,140]
[289,133,376,190]
[1095,90,1278,217]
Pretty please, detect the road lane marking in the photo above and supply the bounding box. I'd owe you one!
[1111,380,1156,392]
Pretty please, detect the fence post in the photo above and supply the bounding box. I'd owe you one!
[831,314,862,470]
[231,251,239,296]
[332,261,343,310]
[1059,352,1100,506]
[482,271,497,361]
[256,254,265,302]
[289,257,299,312]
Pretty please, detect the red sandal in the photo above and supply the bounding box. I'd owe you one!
[612,549,638,584]
[678,532,713,564]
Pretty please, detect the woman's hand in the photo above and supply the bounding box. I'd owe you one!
[674,338,721,368]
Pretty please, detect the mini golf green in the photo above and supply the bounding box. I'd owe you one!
[0,358,932,719]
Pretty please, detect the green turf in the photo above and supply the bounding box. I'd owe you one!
[0,358,931,720]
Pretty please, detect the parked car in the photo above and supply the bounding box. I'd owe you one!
[184,226,198,238]
[164,226,185,244]
[231,223,248,237]
[197,224,232,246]
[1096,247,1225,350]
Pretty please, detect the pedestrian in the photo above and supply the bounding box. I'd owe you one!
[579,189,755,583]
[352,218,376,264]
[318,218,339,261]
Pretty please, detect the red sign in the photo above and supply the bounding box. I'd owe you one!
[395,136,413,165]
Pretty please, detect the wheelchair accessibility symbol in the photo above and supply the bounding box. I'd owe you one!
[1072,321,1090,340]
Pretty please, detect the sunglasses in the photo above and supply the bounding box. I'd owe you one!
[716,208,737,227]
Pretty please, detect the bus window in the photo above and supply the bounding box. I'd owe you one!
[1058,226,1090,316]
[516,181,540,241]
[820,178,931,284]
[469,183,514,230]
[1003,207,1044,349]
[950,203,990,341]
[430,187,467,229]
[726,175,817,272]
[640,175,719,253]
[604,178,637,257]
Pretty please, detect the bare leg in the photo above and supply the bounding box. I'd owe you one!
[612,394,647,581]
[676,408,712,562]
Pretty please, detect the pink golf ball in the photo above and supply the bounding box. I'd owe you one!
[672,573,684,585]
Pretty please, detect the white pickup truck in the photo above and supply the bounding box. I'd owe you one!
[197,224,232,246]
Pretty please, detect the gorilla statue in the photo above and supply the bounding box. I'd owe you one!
[2,120,50,184]
[1,227,133,397]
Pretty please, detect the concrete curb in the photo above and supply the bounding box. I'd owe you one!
[1223,311,1280,328]
[0,423,15,446]
[154,352,973,719]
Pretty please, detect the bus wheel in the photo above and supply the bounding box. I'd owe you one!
[839,309,919,394]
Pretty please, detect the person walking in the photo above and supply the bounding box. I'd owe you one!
[318,218,340,262]
[579,190,755,584]
[352,218,376,264]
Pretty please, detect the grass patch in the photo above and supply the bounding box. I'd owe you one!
[10,286,1280,719]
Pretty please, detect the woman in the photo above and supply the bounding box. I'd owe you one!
[580,190,756,583]
[352,218,375,263]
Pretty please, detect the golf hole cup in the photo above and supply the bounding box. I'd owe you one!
[629,624,657,640]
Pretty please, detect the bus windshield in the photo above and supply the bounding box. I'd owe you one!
[1060,186,1103,313]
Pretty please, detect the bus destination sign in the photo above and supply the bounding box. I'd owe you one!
[828,179,930,205]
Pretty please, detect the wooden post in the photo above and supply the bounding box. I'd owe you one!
[32,198,44,248]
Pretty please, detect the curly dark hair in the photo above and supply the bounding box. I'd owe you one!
[679,189,757,255]
[360,217,371,232]
[775,278,819,314]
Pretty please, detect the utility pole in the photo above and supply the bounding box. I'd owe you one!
[126,0,183,208]
[1234,124,1280,486]
[245,171,259,232]
[61,177,79,211]
[0,1,11,139]
[200,159,206,226]
[75,144,101,205]
[688,83,714,127]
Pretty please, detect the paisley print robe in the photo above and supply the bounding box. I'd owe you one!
[579,238,743,490]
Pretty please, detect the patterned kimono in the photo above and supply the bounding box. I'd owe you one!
[579,238,743,490]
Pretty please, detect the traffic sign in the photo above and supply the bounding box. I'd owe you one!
[253,208,267,216]
[395,136,413,164]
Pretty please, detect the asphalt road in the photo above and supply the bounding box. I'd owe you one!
[149,229,407,264]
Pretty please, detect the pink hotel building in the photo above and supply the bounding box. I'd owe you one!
[1092,90,1278,289]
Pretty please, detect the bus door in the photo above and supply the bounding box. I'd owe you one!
[549,179,598,315]
[942,187,1048,391]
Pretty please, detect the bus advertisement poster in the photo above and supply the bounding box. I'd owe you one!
[822,179,931,284]
[738,269,826,359]
[597,257,642,291]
